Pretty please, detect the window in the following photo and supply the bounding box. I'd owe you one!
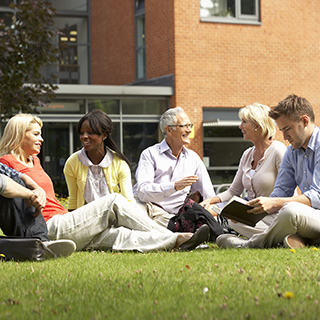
[202,108,252,185]
[200,0,260,24]
[41,1,90,84]
[0,1,91,84]
[134,0,146,80]
[0,1,15,26]
[39,99,86,114]
[0,0,14,7]
[30,95,169,195]
[49,0,87,12]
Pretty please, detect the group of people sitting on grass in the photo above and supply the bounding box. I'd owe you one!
[0,93,319,259]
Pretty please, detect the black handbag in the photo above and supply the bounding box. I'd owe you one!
[167,192,238,242]
[167,198,225,242]
[0,236,56,261]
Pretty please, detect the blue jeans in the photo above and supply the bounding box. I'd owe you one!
[0,178,49,241]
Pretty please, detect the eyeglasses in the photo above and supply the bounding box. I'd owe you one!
[168,124,194,129]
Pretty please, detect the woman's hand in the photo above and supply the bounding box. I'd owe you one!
[200,198,213,209]
[25,187,46,217]
[200,196,221,210]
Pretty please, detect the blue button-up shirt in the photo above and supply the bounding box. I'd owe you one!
[270,126,320,209]
[0,162,22,195]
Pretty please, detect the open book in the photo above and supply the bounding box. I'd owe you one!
[210,196,268,227]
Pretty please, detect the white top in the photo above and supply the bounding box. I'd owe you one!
[218,140,287,202]
[78,147,114,204]
[248,169,255,178]
[133,139,215,214]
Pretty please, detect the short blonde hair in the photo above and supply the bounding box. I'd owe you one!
[0,114,43,156]
[239,103,276,140]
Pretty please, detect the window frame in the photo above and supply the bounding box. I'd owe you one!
[202,108,253,185]
[134,0,146,81]
[200,0,261,25]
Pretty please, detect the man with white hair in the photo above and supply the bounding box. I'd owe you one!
[133,107,215,227]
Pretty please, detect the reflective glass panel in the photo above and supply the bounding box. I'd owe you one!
[135,0,145,11]
[73,123,83,152]
[200,0,235,18]
[39,122,70,196]
[123,99,167,115]
[136,16,145,47]
[0,0,12,6]
[203,141,252,167]
[241,0,255,15]
[39,99,85,114]
[123,122,159,173]
[204,126,241,137]
[55,17,88,84]
[136,48,145,79]
[40,15,89,84]
[110,122,120,150]
[208,169,238,184]
[145,100,168,114]
[49,0,87,11]
[0,11,12,26]
[88,99,120,114]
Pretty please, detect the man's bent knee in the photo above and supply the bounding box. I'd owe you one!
[277,202,304,226]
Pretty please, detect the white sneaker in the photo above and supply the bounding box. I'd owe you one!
[43,240,76,258]
[216,234,248,248]
[195,244,210,250]
[283,234,307,249]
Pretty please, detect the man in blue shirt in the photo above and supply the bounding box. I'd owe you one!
[0,163,76,257]
[217,94,320,249]
[0,163,48,240]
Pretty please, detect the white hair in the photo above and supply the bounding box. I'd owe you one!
[159,107,186,134]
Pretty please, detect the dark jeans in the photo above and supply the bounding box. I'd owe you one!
[0,178,49,241]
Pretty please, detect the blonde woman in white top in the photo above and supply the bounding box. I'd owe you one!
[201,103,287,238]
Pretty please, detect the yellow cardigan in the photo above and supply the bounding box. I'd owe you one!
[64,150,134,210]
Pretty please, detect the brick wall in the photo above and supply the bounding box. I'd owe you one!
[173,0,320,156]
[91,0,175,85]
[91,0,135,85]
[145,0,175,80]
[91,0,320,157]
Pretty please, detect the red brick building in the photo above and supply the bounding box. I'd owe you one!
[2,0,319,188]
[90,0,320,183]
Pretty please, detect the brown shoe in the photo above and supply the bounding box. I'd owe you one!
[283,234,307,249]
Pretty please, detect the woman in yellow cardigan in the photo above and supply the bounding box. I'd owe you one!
[64,110,134,211]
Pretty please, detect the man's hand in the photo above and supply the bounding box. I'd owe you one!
[174,175,198,191]
[247,197,281,215]
[248,194,312,215]
[24,187,46,217]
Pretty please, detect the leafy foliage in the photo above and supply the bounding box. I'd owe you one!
[0,0,59,119]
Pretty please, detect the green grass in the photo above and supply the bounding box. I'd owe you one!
[1,246,320,320]
[1,197,320,319]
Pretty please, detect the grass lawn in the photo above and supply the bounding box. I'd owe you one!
[1,245,320,320]
[1,197,320,319]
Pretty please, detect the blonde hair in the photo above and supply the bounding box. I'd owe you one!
[239,103,276,140]
[0,114,43,157]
